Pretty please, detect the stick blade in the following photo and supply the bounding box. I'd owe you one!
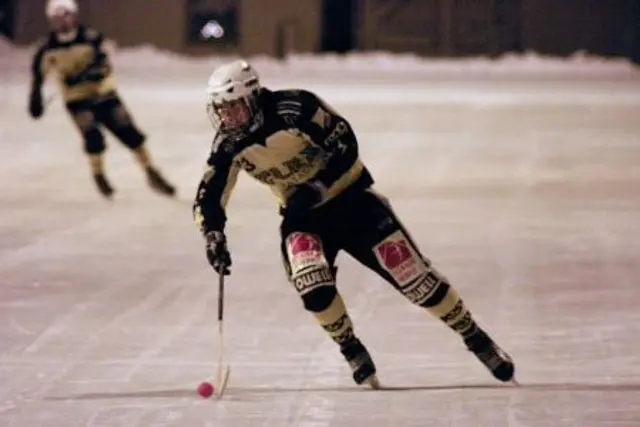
[215,365,231,398]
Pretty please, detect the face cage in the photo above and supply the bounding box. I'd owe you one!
[206,94,261,137]
[49,11,78,33]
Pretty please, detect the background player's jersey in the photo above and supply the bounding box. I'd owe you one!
[193,88,374,233]
[31,25,116,102]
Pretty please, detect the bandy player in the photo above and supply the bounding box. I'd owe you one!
[193,60,515,387]
[28,0,175,198]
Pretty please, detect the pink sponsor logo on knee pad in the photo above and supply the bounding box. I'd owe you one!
[286,232,325,273]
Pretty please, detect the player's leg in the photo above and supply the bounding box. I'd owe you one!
[343,189,514,382]
[96,93,176,196]
[280,215,377,386]
[65,100,113,197]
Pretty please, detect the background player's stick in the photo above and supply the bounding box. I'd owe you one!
[214,271,231,398]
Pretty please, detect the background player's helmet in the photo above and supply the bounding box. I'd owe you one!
[206,60,263,140]
[46,0,79,36]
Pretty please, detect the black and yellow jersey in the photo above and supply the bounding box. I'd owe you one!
[31,25,116,103]
[193,88,375,234]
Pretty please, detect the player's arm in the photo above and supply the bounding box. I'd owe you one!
[30,44,48,90]
[28,42,50,119]
[192,137,241,235]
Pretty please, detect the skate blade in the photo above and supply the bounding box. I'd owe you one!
[215,365,231,398]
[365,375,381,390]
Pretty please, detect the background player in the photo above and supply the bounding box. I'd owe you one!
[193,60,515,387]
[28,0,176,198]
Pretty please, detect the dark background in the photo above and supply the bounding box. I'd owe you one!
[3,0,639,63]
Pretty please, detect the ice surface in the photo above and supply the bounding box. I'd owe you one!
[1,39,640,426]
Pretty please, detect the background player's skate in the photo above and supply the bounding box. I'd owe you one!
[145,165,176,197]
[93,172,114,198]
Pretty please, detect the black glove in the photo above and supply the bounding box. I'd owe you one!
[64,72,86,87]
[67,65,108,85]
[66,55,110,86]
[28,89,44,119]
[286,180,327,215]
[205,231,231,275]
[83,66,107,82]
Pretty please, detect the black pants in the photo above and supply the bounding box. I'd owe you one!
[65,92,145,155]
[280,187,450,309]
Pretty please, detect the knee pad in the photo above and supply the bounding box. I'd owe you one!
[114,126,145,150]
[291,263,336,312]
[373,229,451,307]
[283,231,336,311]
[83,129,105,154]
[419,279,450,308]
[301,283,337,312]
[401,263,450,308]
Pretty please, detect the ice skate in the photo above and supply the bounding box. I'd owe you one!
[340,338,380,389]
[146,167,176,196]
[464,328,515,382]
[93,173,114,198]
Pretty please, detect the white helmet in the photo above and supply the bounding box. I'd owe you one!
[46,0,78,36]
[206,60,263,139]
[46,0,78,18]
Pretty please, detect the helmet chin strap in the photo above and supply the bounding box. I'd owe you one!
[248,110,264,133]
